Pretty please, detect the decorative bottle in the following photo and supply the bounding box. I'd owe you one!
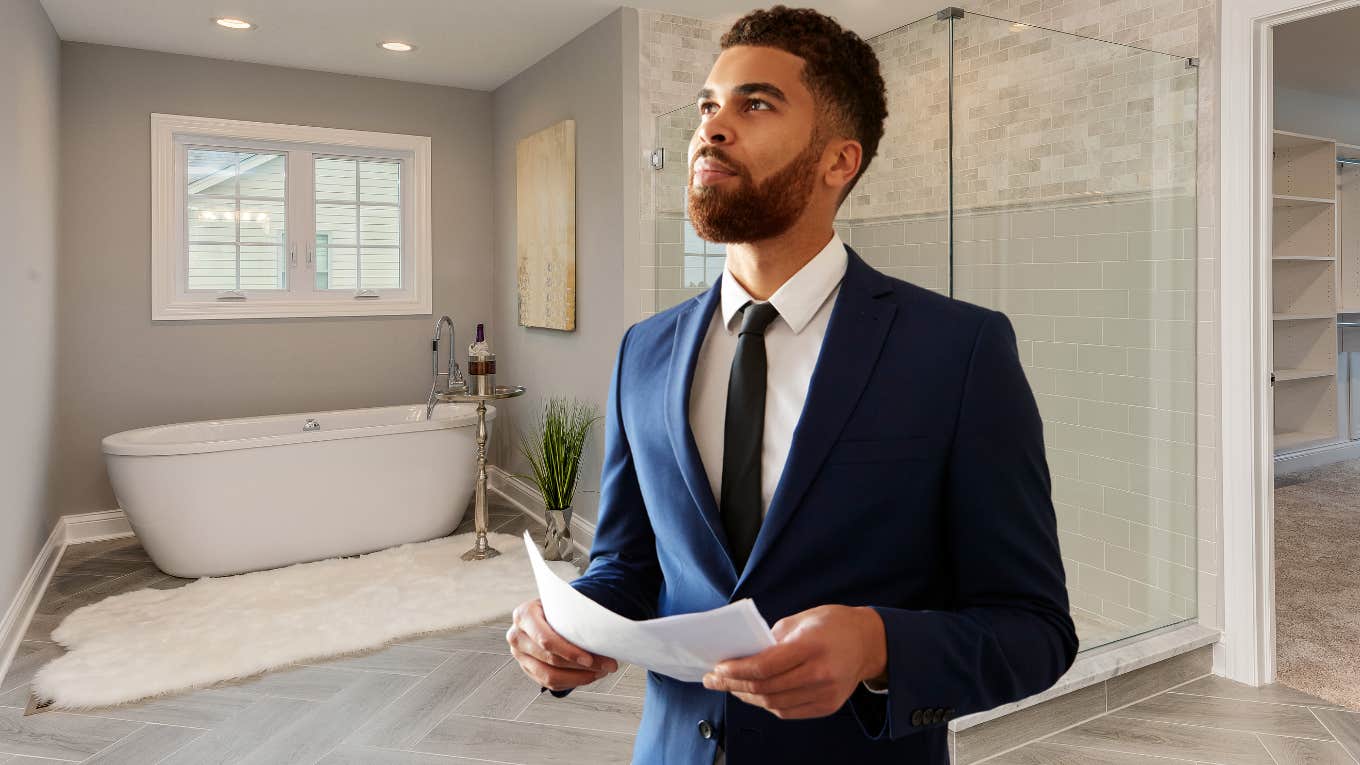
[467,323,496,395]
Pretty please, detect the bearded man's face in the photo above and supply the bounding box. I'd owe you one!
[686,45,829,244]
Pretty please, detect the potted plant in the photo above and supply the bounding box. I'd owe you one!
[516,397,601,562]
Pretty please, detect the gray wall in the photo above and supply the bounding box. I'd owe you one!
[0,0,61,615]
[490,8,638,525]
[54,43,495,517]
[1276,85,1360,146]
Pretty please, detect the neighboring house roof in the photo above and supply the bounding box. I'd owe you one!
[188,153,278,196]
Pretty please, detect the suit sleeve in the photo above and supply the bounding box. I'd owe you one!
[546,325,662,700]
[849,309,1079,739]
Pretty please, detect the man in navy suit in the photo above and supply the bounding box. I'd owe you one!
[506,5,1078,763]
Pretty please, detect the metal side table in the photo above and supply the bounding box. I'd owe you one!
[437,384,526,560]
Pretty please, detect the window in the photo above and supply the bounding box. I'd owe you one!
[683,219,727,288]
[151,114,431,319]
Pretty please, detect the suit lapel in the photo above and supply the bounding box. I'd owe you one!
[735,247,897,591]
[664,280,739,581]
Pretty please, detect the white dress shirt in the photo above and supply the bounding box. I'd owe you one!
[689,233,847,520]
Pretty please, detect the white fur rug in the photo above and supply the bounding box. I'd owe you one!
[31,531,578,710]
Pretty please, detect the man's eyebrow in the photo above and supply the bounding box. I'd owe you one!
[695,82,789,104]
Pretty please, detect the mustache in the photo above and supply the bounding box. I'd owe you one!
[691,147,747,177]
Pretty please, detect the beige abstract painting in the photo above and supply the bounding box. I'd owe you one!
[516,119,576,331]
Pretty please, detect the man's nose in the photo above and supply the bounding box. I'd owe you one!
[695,108,732,145]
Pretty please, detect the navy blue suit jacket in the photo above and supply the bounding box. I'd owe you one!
[564,246,1078,763]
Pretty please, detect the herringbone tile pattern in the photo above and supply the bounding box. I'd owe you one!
[0,496,637,764]
[3,495,1356,764]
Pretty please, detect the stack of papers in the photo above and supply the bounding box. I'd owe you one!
[522,530,775,682]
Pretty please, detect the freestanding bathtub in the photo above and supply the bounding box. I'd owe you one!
[101,402,493,578]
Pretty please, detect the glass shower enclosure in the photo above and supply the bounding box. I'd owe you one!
[648,8,1199,653]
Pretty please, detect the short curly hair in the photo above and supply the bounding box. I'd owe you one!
[720,5,888,200]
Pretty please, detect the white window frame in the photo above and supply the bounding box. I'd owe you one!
[151,113,432,320]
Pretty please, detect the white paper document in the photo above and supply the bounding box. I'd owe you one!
[522,531,775,682]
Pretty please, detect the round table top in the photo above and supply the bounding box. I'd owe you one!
[435,385,526,402]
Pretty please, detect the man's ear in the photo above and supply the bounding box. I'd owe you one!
[824,138,863,199]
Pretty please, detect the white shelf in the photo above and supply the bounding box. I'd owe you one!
[1273,313,1335,321]
[1275,368,1335,382]
[1273,255,1335,261]
[1274,129,1336,148]
[1274,194,1335,207]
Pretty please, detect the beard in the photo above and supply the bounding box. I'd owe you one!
[686,129,825,244]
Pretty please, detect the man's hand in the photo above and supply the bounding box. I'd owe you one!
[702,605,887,719]
[506,598,619,691]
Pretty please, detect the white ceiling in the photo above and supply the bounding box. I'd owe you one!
[39,0,944,92]
[1275,5,1360,101]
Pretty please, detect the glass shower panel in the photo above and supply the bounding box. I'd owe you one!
[642,8,1198,656]
[651,105,705,312]
[846,14,951,294]
[950,14,1199,650]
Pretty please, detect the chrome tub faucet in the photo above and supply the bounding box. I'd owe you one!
[426,315,468,419]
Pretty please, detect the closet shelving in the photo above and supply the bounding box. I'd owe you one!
[1339,142,1360,312]
[1272,130,1340,453]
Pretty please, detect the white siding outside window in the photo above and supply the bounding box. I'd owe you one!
[151,114,432,320]
[186,148,288,291]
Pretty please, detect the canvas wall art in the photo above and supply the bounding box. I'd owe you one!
[516,119,576,331]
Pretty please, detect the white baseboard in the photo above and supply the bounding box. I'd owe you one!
[487,466,595,557]
[0,510,134,696]
[63,509,134,544]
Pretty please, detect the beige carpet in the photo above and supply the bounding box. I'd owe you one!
[1273,458,1360,710]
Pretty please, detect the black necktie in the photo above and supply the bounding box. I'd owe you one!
[720,300,780,572]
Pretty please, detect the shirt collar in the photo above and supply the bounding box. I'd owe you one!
[720,232,848,335]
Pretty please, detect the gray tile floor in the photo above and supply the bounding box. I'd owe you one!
[2,496,1356,764]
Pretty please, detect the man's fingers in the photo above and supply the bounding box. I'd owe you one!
[524,603,616,671]
[712,639,817,681]
[508,600,619,674]
[507,626,587,669]
[730,685,830,714]
[512,603,596,670]
[512,650,605,691]
[703,661,827,695]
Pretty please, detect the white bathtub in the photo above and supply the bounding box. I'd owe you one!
[101,402,494,578]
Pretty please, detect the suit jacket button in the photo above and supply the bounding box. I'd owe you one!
[698,719,714,740]
[910,709,923,726]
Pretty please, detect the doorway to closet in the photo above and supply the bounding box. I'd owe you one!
[1268,4,1360,709]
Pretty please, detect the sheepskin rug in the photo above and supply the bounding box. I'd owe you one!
[31,531,579,710]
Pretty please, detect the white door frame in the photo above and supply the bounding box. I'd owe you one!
[1220,0,1360,686]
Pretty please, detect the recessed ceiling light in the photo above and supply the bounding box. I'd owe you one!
[214,17,256,30]
[380,41,415,53]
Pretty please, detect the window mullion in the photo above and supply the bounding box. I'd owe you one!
[355,158,363,292]
[234,153,242,291]
[289,149,315,299]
